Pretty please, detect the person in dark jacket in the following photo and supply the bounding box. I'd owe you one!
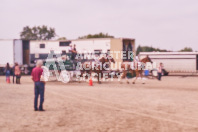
[158,63,163,81]
[4,63,11,83]
[12,63,16,83]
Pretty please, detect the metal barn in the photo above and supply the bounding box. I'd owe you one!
[139,52,198,73]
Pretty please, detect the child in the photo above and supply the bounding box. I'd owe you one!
[5,63,11,83]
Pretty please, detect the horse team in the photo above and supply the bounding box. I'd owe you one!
[78,55,152,84]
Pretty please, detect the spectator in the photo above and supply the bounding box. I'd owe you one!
[68,44,73,53]
[71,44,77,60]
[15,63,21,84]
[4,63,11,83]
[11,63,16,83]
[31,60,45,111]
[158,62,163,81]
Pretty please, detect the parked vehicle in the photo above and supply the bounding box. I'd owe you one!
[0,39,30,75]
[0,38,136,75]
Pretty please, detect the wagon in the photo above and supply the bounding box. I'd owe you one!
[41,53,81,83]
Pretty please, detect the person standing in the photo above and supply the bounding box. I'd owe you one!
[31,60,45,111]
[12,63,16,83]
[68,44,73,53]
[70,44,77,60]
[158,63,163,81]
[4,63,11,83]
[72,44,77,59]
[15,63,21,84]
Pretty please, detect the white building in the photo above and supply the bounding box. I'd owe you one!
[139,52,198,73]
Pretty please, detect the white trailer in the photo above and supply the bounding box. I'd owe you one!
[30,38,135,70]
[0,39,23,67]
[71,38,111,53]
[139,52,198,73]
[0,39,31,75]
[0,38,135,75]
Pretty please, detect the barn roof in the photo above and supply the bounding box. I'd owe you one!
[139,52,198,55]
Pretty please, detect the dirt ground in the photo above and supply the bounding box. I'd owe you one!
[0,76,198,132]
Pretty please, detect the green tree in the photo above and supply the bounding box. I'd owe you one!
[179,47,193,52]
[136,45,142,55]
[136,45,168,55]
[57,37,67,40]
[78,32,114,39]
[20,25,56,40]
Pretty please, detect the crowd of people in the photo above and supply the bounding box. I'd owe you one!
[4,62,21,84]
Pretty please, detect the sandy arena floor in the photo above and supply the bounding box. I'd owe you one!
[0,76,198,132]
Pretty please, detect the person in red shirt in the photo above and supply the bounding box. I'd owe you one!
[31,60,45,111]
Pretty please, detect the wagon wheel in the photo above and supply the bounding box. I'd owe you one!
[58,70,70,83]
[41,66,50,81]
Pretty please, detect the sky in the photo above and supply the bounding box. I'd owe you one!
[0,0,198,51]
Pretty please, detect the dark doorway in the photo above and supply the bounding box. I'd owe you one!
[22,40,30,65]
[122,40,133,62]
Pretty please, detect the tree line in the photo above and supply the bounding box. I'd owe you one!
[20,26,113,40]
[136,46,193,55]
